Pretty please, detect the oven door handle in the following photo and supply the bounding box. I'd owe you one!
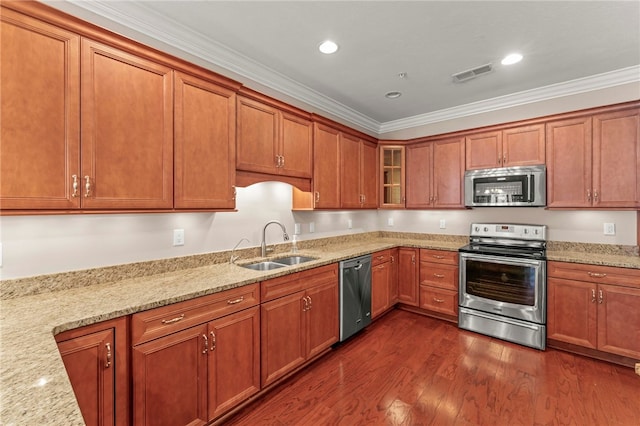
[463,309,542,330]
[459,252,544,268]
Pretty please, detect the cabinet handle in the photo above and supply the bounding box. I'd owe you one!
[377,255,385,260]
[432,255,445,259]
[227,296,244,305]
[210,331,216,351]
[433,297,444,303]
[587,272,607,278]
[391,255,395,263]
[307,296,312,310]
[275,155,280,167]
[302,296,308,312]
[280,155,285,168]
[232,185,237,201]
[315,191,320,203]
[84,176,91,198]
[598,290,604,304]
[411,255,416,264]
[503,154,506,164]
[202,334,208,353]
[161,314,185,324]
[591,289,596,303]
[71,175,79,197]
[587,189,592,203]
[498,156,502,165]
[433,273,445,278]
[105,342,111,368]
[593,190,599,203]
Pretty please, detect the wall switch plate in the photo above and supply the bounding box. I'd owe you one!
[347,219,353,229]
[294,223,301,235]
[439,219,446,229]
[388,217,394,227]
[603,223,616,235]
[309,222,315,233]
[173,229,185,246]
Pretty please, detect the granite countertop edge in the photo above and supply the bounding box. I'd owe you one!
[1,235,639,425]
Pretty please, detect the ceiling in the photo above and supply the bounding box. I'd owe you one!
[44,1,640,135]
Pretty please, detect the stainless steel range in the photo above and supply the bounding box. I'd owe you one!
[458,223,547,350]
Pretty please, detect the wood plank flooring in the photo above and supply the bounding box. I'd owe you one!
[224,309,640,425]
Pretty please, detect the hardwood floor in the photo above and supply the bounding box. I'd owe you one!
[224,309,640,425]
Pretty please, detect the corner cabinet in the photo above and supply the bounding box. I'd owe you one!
[236,92,313,180]
[546,108,640,209]
[55,317,129,426]
[260,264,339,387]
[465,124,545,170]
[406,137,465,209]
[131,285,260,425]
[174,71,237,209]
[379,145,406,208]
[547,261,640,363]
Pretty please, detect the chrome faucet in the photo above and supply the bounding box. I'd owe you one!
[230,238,250,264]
[261,220,289,257]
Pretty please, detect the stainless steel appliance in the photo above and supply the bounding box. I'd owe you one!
[464,165,546,207]
[339,254,372,342]
[458,223,547,349]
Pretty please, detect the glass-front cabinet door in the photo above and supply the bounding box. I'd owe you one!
[379,145,405,208]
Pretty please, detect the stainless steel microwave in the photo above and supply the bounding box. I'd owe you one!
[464,165,546,207]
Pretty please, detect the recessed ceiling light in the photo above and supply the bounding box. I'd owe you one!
[318,40,338,54]
[501,53,523,65]
[385,91,402,99]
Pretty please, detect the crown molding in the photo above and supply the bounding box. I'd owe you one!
[58,1,640,136]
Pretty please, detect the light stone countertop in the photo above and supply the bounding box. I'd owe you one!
[0,234,638,425]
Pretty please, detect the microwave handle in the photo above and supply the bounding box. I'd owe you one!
[529,175,535,203]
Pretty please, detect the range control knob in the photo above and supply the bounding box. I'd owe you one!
[534,229,540,235]
[483,227,489,232]
[474,226,480,232]
[524,229,529,234]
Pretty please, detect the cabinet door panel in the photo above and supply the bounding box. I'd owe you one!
[503,124,545,167]
[398,248,419,306]
[58,329,115,426]
[81,39,173,209]
[546,117,593,208]
[592,109,640,208]
[465,131,501,170]
[361,140,378,208]
[236,97,278,174]
[306,280,339,359]
[389,249,399,304]
[597,284,640,359]
[313,123,341,208]
[371,262,390,318]
[340,133,361,208]
[260,291,306,386]
[174,72,236,209]
[208,307,260,419]
[281,112,313,178]
[433,138,465,208]
[406,142,433,208]
[547,278,597,349]
[133,325,208,426]
[0,9,80,209]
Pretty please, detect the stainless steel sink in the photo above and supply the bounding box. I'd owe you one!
[271,255,317,265]
[240,255,317,271]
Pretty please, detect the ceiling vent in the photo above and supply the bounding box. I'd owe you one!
[452,63,493,83]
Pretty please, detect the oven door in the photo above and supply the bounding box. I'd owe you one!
[459,252,546,324]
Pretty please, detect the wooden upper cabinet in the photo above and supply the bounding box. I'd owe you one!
[0,8,81,209]
[379,145,406,208]
[174,71,236,209]
[592,109,640,208]
[236,95,312,179]
[361,140,378,208]
[547,108,639,209]
[313,123,341,208]
[465,124,545,170]
[81,39,173,209]
[340,134,378,209]
[406,137,465,209]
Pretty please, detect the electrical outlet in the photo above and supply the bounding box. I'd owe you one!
[388,217,394,227]
[173,229,185,246]
[294,223,301,235]
[603,223,616,236]
[309,222,315,233]
[0,242,3,267]
[347,219,353,229]
[439,219,446,229]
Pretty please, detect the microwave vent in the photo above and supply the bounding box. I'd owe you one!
[452,63,493,83]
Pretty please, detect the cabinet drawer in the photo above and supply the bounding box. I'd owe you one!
[372,249,392,266]
[300,263,338,288]
[548,261,640,288]
[132,284,259,345]
[419,263,458,290]
[420,286,458,316]
[261,272,301,302]
[420,249,458,265]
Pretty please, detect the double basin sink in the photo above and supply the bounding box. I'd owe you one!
[240,255,317,271]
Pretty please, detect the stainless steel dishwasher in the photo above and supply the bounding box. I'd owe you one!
[339,254,372,342]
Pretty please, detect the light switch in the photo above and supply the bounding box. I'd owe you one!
[173,229,185,246]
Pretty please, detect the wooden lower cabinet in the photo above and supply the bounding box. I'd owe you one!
[397,247,419,306]
[261,264,339,387]
[547,261,640,361]
[55,316,129,426]
[371,250,394,318]
[389,248,399,304]
[418,249,459,318]
[131,285,260,425]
